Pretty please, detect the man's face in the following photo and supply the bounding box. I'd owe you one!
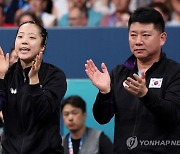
[0,7,5,26]
[29,0,44,12]
[19,15,34,26]
[72,0,86,8]
[69,7,87,26]
[129,22,167,62]
[112,0,130,12]
[62,104,86,132]
[171,0,180,14]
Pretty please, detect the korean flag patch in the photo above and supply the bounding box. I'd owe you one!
[149,78,163,88]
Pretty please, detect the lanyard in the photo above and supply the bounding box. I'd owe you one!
[68,134,83,154]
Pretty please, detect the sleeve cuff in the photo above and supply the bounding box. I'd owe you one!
[0,79,5,90]
[139,90,157,106]
[98,90,112,101]
[28,83,42,95]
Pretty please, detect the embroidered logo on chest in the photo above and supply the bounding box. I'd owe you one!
[10,88,17,94]
[149,78,163,88]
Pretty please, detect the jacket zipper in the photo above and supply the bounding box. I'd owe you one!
[20,78,27,154]
[131,100,139,154]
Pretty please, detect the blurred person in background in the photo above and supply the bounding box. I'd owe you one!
[57,0,102,27]
[14,11,43,26]
[130,0,171,11]
[119,11,131,27]
[151,0,170,4]
[61,95,113,154]
[0,3,6,27]
[15,0,56,27]
[9,47,18,66]
[167,0,180,26]
[69,6,88,27]
[0,3,15,27]
[5,0,28,24]
[148,2,171,24]
[100,0,131,27]
[150,0,172,11]
[88,0,115,15]
[0,0,9,14]
[52,0,69,22]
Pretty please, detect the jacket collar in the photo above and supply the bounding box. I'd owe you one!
[123,52,166,70]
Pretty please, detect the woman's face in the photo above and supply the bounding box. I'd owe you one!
[15,23,45,66]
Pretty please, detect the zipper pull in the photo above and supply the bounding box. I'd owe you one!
[24,77,26,82]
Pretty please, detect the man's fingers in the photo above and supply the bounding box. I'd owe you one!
[126,77,139,87]
[86,59,98,73]
[101,63,108,73]
[0,46,4,56]
[133,74,143,83]
[6,53,9,61]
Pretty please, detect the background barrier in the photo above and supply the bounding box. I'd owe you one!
[1,27,180,78]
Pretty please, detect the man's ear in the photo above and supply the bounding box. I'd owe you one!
[160,32,167,46]
[83,112,87,119]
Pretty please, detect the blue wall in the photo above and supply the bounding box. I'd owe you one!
[1,27,179,79]
[0,27,180,141]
